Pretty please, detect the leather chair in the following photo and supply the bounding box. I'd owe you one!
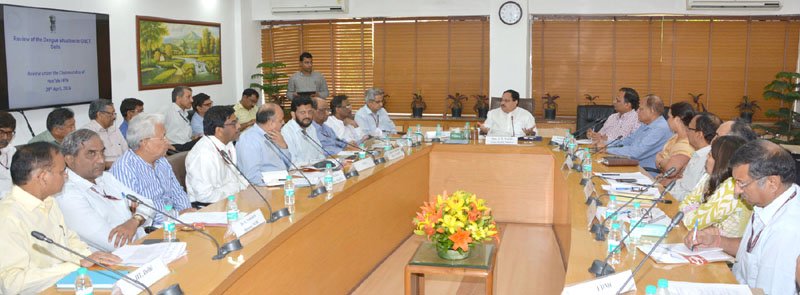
[490,97,535,114]
[166,151,188,190]
[575,105,615,139]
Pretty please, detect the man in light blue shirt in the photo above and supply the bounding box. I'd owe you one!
[354,87,397,137]
[312,97,346,155]
[606,94,672,173]
[281,95,326,166]
[235,103,292,186]
[190,93,212,137]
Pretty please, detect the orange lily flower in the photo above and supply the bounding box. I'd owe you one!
[449,229,473,251]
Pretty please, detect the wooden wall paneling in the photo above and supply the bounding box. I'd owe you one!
[709,20,748,120]
[578,20,615,106]
[615,20,652,100]
[542,21,580,116]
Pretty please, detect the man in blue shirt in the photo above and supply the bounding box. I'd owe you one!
[354,87,397,137]
[190,93,212,137]
[118,98,143,139]
[312,97,347,155]
[235,103,292,186]
[606,94,672,173]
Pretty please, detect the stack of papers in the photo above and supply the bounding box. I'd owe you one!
[178,212,227,226]
[112,242,188,267]
[596,172,661,198]
[596,206,669,226]
[665,281,752,295]
[636,243,734,264]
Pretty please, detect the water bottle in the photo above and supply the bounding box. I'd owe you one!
[656,279,670,295]
[358,143,367,159]
[324,163,334,191]
[74,267,93,295]
[562,130,571,150]
[645,285,657,295]
[567,136,577,156]
[415,124,423,144]
[606,195,618,220]
[582,148,592,179]
[406,127,413,146]
[607,222,622,265]
[284,175,295,206]
[435,123,442,138]
[162,204,177,242]
[226,195,239,223]
[628,202,643,245]
[464,122,471,139]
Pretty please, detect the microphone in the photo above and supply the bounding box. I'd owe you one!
[616,211,685,294]
[336,137,386,165]
[262,134,331,197]
[592,135,624,154]
[572,116,609,138]
[301,129,352,169]
[590,174,676,241]
[124,194,241,261]
[217,150,291,223]
[510,115,516,137]
[588,180,677,277]
[30,231,166,295]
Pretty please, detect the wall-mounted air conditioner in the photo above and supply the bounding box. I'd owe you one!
[687,0,781,9]
[272,0,348,13]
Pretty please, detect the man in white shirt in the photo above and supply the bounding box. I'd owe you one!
[163,86,196,151]
[281,95,326,166]
[671,113,721,201]
[354,88,397,137]
[83,99,129,168]
[185,106,248,205]
[686,140,800,295]
[326,95,364,144]
[478,89,537,137]
[56,129,154,252]
[0,111,16,199]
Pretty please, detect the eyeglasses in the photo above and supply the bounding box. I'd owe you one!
[337,104,352,109]
[224,120,239,127]
[687,127,700,132]
[371,100,384,105]
[99,110,117,117]
[736,177,765,189]
[0,129,15,137]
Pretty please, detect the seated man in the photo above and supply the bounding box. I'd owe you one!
[83,99,128,167]
[29,107,76,147]
[110,113,194,225]
[236,103,292,185]
[671,112,722,202]
[282,95,326,165]
[686,140,800,295]
[162,86,197,151]
[0,142,120,294]
[57,129,154,251]
[326,95,364,144]
[606,94,672,173]
[312,97,347,155]
[118,98,143,139]
[234,88,259,131]
[354,88,397,137]
[716,119,758,142]
[185,106,247,205]
[190,93,212,137]
[588,87,641,145]
[0,111,16,198]
[478,89,537,137]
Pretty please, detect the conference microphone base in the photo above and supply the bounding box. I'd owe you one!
[268,207,291,223]
[213,239,244,260]
[345,169,359,179]
[309,186,328,198]
[373,157,387,165]
[157,283,184,295]
[580,177,590,186]
[585,196,602,206]
[590,224,609,241]
[588,259,616,277]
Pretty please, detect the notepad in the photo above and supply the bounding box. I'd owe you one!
[56,269,128,289]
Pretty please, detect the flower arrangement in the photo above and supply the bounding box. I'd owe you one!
[413,190,499,259]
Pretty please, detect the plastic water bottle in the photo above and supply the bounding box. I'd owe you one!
[628,202,643,245]
[324,163,334,191]
[656,279,670,295]
[406,127,413,146]
[435,123,442,138]
[162,204,177,242]
[74,267,93,295]
[606,195,618,220]
[582,148,592,179]
[464,122,471,139]
[645,285,657,295]
[358,143,367,159]
[226,195,239,223]
[284,175,295,206]
[607,222,622,265]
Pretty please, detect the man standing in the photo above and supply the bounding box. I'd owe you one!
[478,89,537,137]
[326,95,364,144]
[162,86,196,150]
[234,88,259,131]
[287,52,329,100]
[83,99,128,168]
[185,106,247,205]
[588,87,641,145]
[0,111,16,198]
[118,98,143,139]
[671,113,722,201]
[312,97,346,155]
[606,94,672,173]
[0,142,120,294]
[190,93,212,137]
[235,103,292,186]
[354,88,397,137]
[282,96,326,165]
[57,129,154,251]
[29,108,76,147]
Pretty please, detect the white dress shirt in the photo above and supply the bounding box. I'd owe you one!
[281,120,326,166]
[354,106,397,137]
[671,145,711,202]
[56,170,155,252]
[163,103,193,144]
[83,120,129,163]
[185,135,248,203]
[483,107,538,137]
[325,115,362,143]
[733,183,800,295]
[0,146,15,199]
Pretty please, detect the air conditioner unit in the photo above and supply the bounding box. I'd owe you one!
[687,0,781,9]
[272,0,348,13]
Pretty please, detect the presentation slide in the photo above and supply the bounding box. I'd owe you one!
[3,5,99,110]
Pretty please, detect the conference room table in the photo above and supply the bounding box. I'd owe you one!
[43,138,738,294]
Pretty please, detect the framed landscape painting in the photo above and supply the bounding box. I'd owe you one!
[136,16,221,90]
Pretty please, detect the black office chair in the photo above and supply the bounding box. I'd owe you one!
[575,105,615,139]
[490,97,535,114]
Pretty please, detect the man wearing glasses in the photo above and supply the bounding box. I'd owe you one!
[686,140,800,295]
[354,87,397,137]
[589,87,641,146]
[83,99,128,168]
[0,111,16,198]
[326,95,365,145]
[670,113,722,202]
[281,95,326,166]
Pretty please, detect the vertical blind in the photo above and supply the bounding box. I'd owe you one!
[532,17,800,120]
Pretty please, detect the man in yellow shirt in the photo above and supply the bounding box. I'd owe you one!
[0,142,120,294]
[233,88,259,131]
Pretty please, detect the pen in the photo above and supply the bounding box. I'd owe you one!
[691,219,698,251]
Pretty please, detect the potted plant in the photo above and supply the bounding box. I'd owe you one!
[542,93,559,120]
[446,93,468,118]
[412,190,499,260]
[251,61,289,118]
[473,94,489,119]
[761,71,800,144]
[689,93,708,112]
[735,96,761,124]
[584,94,599,105]
[411,92,426,118]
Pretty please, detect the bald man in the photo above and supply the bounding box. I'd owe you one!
[235,103,292,186]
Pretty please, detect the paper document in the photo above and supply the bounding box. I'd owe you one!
[261,170,289,187]
[113,242,188,267]
[597,207,669,226]
[178,212,227,226]
[636,243,734,264]
[575,139,593,145]
[664,281,751,295]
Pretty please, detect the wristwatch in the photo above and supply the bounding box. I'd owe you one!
[132,214,146,227]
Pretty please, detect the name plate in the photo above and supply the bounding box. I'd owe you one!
[331,170,347,184]
[385,148,405,161]
[352,158,376,172]
[562,270,636,295]
[116,259,170,295]
[562,154,574,170]
[232,210,266,238]
[583,181,596,201]
[586,201,598,228]
[485,136,518,145]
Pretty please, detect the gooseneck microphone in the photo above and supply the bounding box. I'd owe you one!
[573,116,609,138]
[300,129,349,169]
[590,176,676,241]
[615,211,685,294]
[124,195,240,261]
[592,135,624,154]
[335,137,386,165]
[263,134,330,197]
[30,231,162,295]
[217,150,291,223]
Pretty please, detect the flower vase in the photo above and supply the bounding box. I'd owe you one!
[437,247,470,260]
